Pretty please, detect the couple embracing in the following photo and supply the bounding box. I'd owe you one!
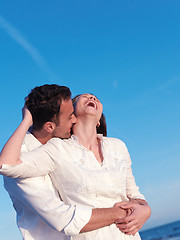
[0,84,151,240]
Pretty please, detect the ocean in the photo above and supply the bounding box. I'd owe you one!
[140,220,180,240]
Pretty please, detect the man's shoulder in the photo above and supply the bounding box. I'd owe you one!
[21,132,42,152]
[48,137,70,148]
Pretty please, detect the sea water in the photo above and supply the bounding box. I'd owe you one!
[140,220,180,240]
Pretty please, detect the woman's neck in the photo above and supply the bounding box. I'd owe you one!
[73,117,103,164]
[73,119,98,150]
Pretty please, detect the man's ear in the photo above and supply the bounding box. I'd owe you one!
[44,122,56,133]
[97,121,100,128]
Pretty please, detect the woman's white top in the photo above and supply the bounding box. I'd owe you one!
[1,134,145,240]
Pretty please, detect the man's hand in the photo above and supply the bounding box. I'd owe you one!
[114,200,151,235]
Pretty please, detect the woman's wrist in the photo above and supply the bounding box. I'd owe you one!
[22,106,33,128]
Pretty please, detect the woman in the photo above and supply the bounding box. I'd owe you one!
[0,93,150,240]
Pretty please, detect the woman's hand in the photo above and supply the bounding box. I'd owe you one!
[22,104,33,127]
[0,103,33,168]
[114,200,151,235]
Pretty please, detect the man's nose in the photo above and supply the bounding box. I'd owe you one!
[72,114,78,124]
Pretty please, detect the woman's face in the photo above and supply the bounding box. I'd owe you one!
[74,94,103,122]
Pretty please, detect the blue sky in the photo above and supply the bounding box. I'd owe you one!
[0,0,180,239]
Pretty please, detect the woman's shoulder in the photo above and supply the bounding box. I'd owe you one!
[102,136,126,147]
[102,136,129,156]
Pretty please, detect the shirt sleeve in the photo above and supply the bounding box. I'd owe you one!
[120,141,145,200]
[1,136,92,235]
[0,141,59,178]
[4,176,92,235]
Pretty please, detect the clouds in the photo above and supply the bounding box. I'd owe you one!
[157,77,180,92]
[0,15,59,82]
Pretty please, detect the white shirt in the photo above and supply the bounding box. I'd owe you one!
[3,133,92,240]
[1,134,145,240]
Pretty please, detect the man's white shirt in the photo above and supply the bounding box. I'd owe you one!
[3,132,92,240]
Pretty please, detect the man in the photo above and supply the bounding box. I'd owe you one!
[0,84,151,239]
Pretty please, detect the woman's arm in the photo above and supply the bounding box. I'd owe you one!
[115,141,151,235]
[0,106,55,178]
[0,106,32,167]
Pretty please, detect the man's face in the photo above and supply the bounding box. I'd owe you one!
[53,99,77,139]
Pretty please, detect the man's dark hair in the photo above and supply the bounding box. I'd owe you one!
[26,84,71,130]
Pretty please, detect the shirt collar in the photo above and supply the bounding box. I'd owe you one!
[71,134,103,143]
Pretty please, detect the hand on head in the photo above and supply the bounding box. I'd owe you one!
[22,103,33,127]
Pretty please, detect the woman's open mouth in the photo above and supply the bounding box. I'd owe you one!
[86,101,96,109]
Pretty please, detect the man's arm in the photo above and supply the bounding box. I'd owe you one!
[4,176,84,233]
[81,207,127,233]
[4,176,127,236]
